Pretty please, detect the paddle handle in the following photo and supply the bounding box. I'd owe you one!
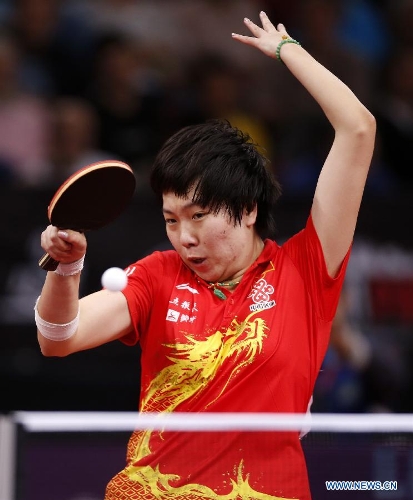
[38,253,59,271]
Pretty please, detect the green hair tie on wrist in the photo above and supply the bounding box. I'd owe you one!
[276,37,301,64]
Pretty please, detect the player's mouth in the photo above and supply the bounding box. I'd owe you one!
[187,257,206,266]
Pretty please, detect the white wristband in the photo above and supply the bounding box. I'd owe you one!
[55,256,85,276]
[34,296,79,341]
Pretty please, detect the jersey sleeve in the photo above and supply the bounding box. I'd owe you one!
[120,250,180,345]
[283,214,351,321]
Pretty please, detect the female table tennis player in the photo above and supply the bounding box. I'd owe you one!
[35,11,376,500]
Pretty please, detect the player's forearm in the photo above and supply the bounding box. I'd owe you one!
[38,272,81,323]
[36,272,82,356]
[36,229,86,325]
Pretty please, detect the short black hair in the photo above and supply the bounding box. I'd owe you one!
[150,119,282,238]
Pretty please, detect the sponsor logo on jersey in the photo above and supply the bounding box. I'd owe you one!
[248,278,276,312]
[125,266,136,276]
[176,283,199,294]
[166,309,180,322]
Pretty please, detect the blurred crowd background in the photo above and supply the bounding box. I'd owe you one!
[1,0,413,415]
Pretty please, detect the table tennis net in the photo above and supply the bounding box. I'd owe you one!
[8,411,413,500]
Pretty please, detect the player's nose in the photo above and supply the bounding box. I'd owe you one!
[179,223,198,247]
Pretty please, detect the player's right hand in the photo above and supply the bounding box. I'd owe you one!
[41,225,87,264]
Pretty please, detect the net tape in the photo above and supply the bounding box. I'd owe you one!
[13,411,413,433]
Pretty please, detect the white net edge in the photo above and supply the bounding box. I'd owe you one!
[12,411,413,433]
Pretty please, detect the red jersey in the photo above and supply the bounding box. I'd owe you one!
[105,215,350,500]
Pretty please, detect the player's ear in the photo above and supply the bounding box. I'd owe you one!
[245,205,258,227]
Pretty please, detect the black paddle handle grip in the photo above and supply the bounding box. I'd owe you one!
[38,253,59,271]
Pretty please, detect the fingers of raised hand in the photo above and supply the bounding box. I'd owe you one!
[276,23,290,38]
[243,16,263,37]
[259,11,276,32]
[242,14,289,43]
[232,12,292,58]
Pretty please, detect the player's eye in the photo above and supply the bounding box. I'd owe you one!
[193,212,207,220]
[165,218,176,225]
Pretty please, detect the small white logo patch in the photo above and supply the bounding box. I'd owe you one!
[166,309,180,322]
[249,300,276,312]
[176,283,199,294]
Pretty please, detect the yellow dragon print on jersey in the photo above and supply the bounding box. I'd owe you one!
[122,311,294,500]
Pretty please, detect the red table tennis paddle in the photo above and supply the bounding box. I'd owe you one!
[39,159,136,271]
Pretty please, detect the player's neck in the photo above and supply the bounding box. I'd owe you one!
[206,237,264,300]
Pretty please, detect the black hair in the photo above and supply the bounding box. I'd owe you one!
[150,119,282,238]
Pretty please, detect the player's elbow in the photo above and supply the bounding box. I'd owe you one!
[40,347,70,358]
[341,108,376,158]
[339,104,376,139]
[38,333,74,357]
[354,107,376,139]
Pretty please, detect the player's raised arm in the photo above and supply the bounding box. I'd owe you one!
[232,11,376,277]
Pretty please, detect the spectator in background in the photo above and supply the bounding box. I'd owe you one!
[172,51,274,165]
[373,46,413,192]
[314,275,413,414]
[169,0,279,138]
[84,31,166,189]
[386,0,413,47]
[0,30,51,187]
[4,0,95,97]
[75,0,183,60]
[313,287,373,413]
[80,0,277,136]
[336,0,390,66]
[80,0,269,75]
[45,96,114,188]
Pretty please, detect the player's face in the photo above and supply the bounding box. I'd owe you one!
[162,190,261,283]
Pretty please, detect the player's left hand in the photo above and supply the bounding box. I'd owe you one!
[232,11,291,59]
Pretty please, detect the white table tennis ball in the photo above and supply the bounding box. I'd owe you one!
[101,267,128,292]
